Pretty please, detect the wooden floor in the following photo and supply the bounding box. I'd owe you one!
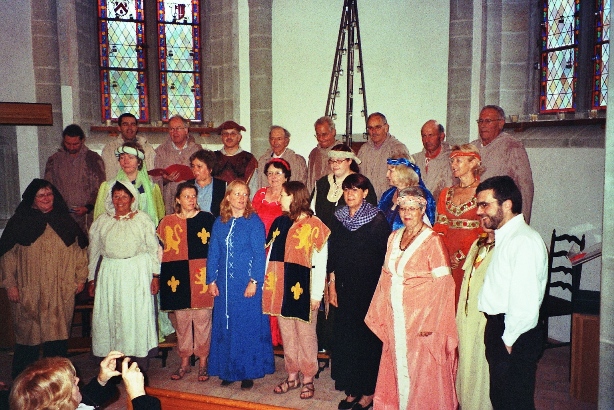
[0,344,597,409]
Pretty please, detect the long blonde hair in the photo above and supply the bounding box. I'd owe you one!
[219,180,255,223]
[10,357,78,410]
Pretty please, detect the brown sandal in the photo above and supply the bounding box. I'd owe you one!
[170,366,191,380]
[300,382,315,399]
[197,367,209,382]
[273,378,300,394]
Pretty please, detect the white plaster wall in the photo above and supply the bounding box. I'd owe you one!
[271,0,450,158]
[528,147,604,342]
[0,0,40,194]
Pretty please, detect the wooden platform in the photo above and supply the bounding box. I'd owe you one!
[128,387,295,410]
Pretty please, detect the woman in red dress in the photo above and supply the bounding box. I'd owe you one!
[433,143,484,308]
[251,158,291,345]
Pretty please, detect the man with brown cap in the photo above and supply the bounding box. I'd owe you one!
[212,121,259,197]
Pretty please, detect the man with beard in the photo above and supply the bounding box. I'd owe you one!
[44,124,105,232]
[475,176,547,410]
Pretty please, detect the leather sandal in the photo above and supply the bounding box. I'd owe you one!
[170,366,190,380]
[197,367,209,382]
[274,378,300,394]
[300,382,315,399]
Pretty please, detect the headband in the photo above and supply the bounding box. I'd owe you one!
[267,157,291,170]
[449,150,481,161]
[115,146,145,160]
[328,150,362,165]
[397,194,427,208]
[387,157,417,171]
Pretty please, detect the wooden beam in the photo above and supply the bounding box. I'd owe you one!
[0,102,53,125]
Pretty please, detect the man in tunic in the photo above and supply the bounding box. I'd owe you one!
[155,115,203,215]
[476,176,547,410]
[358,112,412,199]
[101,113,156,179]
[471,105,534,222]
[412,119,454,202]
[0,179,88,379]
[211,120,259,197]
[257,125,307,187]
[44,124,106,233]
[306,116,341,193]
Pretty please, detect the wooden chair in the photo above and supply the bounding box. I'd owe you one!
[540,229,585,349]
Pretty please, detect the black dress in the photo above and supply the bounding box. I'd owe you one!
[327,212,391,397]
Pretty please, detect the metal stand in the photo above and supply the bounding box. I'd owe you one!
[325,0,368,146]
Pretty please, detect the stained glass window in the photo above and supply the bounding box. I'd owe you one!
[157,1,202,122]
[592,0,610,108]
[98,0,149,122]
[540,0,580,112]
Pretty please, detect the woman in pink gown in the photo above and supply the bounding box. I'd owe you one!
[433,144,484,308]
[365,186,457,409]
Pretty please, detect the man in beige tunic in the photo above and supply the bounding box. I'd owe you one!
[412,119,454,202]
[44,124,106,233]
[155,115,203,215]
[471,105,534,223]
[257,125,307,187]
[0,179,88,379]
[358,112,412,199]
[306,116,341,193]
[101,113,156,179]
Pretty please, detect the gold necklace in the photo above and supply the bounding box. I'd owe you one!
[458,179,477,189]
[400,224,424,251]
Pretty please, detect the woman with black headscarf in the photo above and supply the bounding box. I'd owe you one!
[0,179,88,379]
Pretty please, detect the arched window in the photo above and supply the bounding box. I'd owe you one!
[540,0,609,113]
[98,0,202,122]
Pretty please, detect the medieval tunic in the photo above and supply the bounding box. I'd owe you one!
[327,210,390,397]
[433,186,483,307]
[412,142,454,203]
[456,235,494,410]
[365,228,458,410]
[262,214,329,377]
[206,214,275,381]
[44,144,106,232]
[1,226,88,345]
[471,132,534,222]
[0,180,88,349]
[154,137,203,215]
[88,183,159,358]
[252,187,283,235]
[212,149,259,198]
[257,148,308,187]
[357,134,412,199]
[157,211,216,359]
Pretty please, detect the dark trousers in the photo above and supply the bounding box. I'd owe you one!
[484,314,543,410]
[12,340,68,379]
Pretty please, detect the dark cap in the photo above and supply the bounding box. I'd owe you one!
[218,120,246,132]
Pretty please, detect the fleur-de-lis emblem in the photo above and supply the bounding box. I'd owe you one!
[197,228,210,244]
[167,276,180,292]
[291,282,303,300]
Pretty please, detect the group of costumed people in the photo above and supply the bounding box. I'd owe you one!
[1,134,496,409]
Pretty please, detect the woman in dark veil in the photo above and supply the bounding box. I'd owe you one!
[0,179,88,379]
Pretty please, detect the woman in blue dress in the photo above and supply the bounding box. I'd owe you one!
[206,180,275,389]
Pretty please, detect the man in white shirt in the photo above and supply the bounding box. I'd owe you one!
[476,175,547,410]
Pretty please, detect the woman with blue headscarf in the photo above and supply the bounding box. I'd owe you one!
[378,157,436,230]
